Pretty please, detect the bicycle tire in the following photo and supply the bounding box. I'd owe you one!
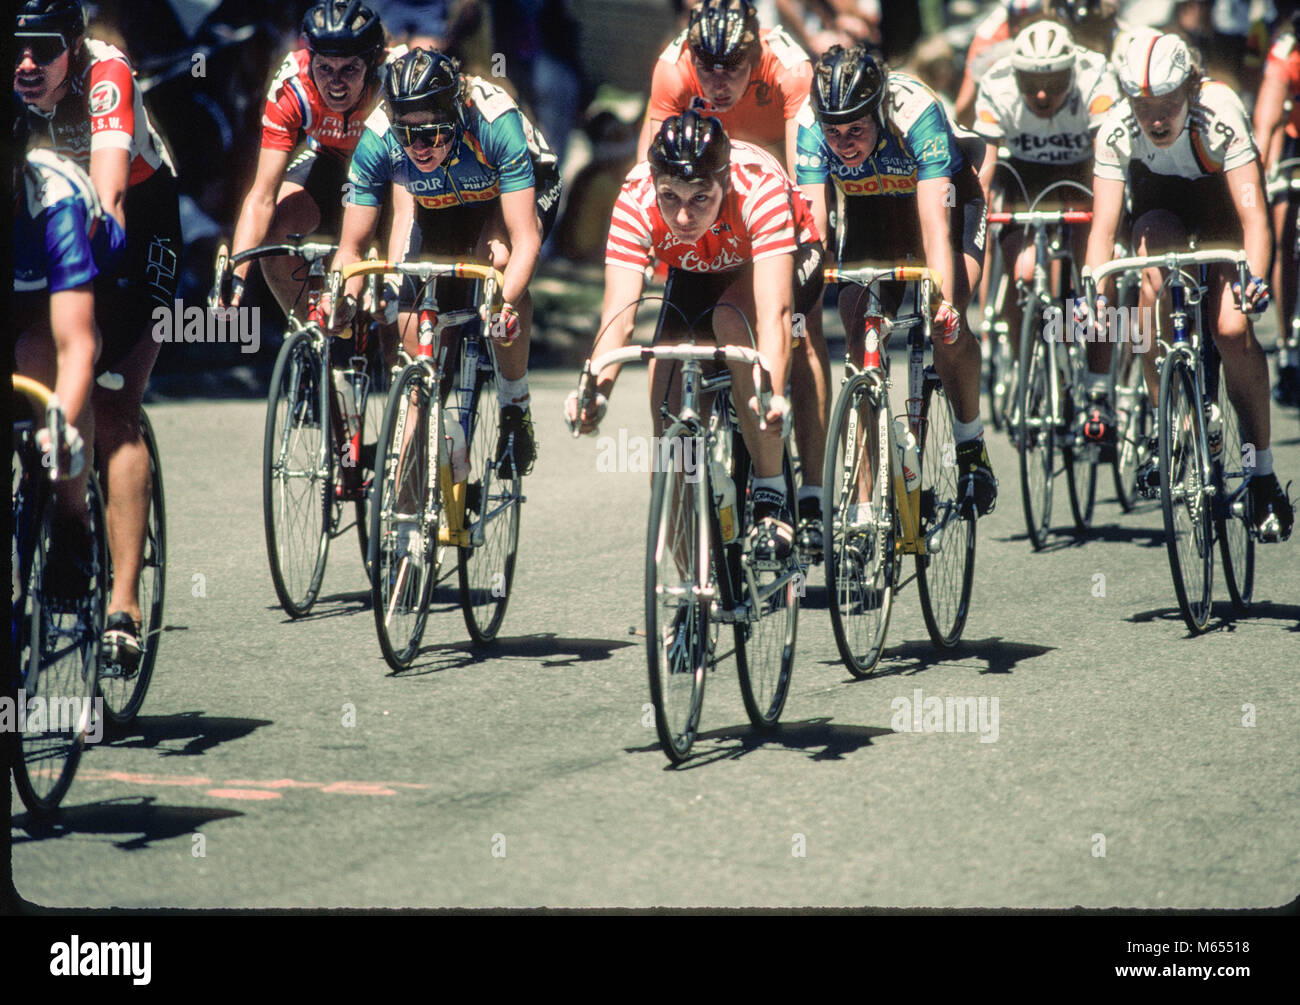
[1158,354,1214,633]
[97,410,166,726]
[369,363,439,670]
[1111,341,1151,513]
[263,330,332,617]
[645,436,709,763]
[11,458,105,815]
[916,376,976,647]
[352,337,390,583]
[1017,311,1055,549]
[1216,390,1254,611]
[457,364,521,645]
[823,371,895,677]
[1064,341,1098,532]
[735,442,799,730]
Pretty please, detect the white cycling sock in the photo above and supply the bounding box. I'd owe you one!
[953,416,983,444]
[497,375,530,410]
[753,475,786,503]
[1253,447,1273,477]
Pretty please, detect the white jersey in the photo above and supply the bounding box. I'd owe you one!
[974,47,1120,165]
[1094,79,1258,182]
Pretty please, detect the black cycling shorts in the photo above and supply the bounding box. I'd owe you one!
[94,166,182,375]
[1129,161,1244,248]
[284,147,349,234]
[652,240,825,343]
[833,163,987,268]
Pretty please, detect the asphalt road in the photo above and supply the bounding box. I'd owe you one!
[10,358,1300,909]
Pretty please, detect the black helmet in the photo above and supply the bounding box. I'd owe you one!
[302,1,384,62]
[1051,0,1106,27]
[811,45,887,126]
[383,47,462,122]
[648,109,730,182]
[15,0,85,47]
[688,0,761,71]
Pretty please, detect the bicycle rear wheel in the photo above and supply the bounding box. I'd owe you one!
[1017,317,1055,549]
[916,377,976,647]
[352,334,390,582]
[1159,355,1213,633]
[98,411,166,726]
[457,364,521,644]
[263,330,332,617]
[823,372,895,677]
[645,441,709,763]
[1064,343,1098,532]
[735,445,799,730]
[11,458,105,815]
[1216,391,1254,611]
[369,364,439,669]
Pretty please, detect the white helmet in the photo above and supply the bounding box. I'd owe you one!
[1116,29,1193,98]
[1011,21,1076,75]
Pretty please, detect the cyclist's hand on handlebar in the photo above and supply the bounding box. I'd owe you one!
[208,274,243,314]
[1232,276,1270,315]
[749,392,791,433]
[319,293,357,332]
[564,388,607,436]
[376,281,400,325]
[490,302,521,346]
[1074,294,1108,338]
[934,300,963,345]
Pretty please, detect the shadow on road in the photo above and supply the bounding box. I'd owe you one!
[1128,600,1300,634]
[626,717,893,767]
[822,636,1054,678]
[11,796,242,851]
[994,521,1165,550]
[102,712,274,757]
[393,633,637,676]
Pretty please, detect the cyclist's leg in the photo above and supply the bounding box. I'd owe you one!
[259,151,337,319]
[788,242,829,550]
[1132,210,1187,405]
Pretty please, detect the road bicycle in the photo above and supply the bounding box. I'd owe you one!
[820,266,976,677]
[570,336,800,763]
[1266,155,1300,410]
[10,375,106,813]
[993,189,1096,548]
[1083,249,1258,633]
[212,236,389,616]
[337,258,522,668]
[981,151,1030,435]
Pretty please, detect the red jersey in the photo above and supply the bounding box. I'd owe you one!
[648,27,812,151]
[1265,32,1300,140]
[261,48,386,161]
[24,38,174,187]
[606,141,819,274]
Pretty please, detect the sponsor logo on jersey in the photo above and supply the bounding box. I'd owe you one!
[678,246,748,271]
[88,80,121,116]
[835,172,918,196]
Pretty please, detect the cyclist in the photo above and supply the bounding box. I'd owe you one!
[15,0,182,669]
[219,1,392,318]
[326,47,561,479]
[1253,6,1300,406]
[13,92,126,597]
[640,0,831,560]
[567,110,824,562]
[1083,28,1294,542]
[954,0,1051,128]
[1049,0,1127,59]
[974,21,1120,442]
[797,44,999,516]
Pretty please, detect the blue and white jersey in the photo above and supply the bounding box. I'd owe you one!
[14,148,125,295]
[794,71,966,198]
[346,77,556,211]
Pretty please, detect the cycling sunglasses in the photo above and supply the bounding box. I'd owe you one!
[1015,69,1072,98]
[15,32,69,66]
[393,120,456,149]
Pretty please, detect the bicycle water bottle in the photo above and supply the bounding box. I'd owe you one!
[1205,402,1223,461]
[333,368,360,444]
[893,418,921,515]
[710,459,738,543]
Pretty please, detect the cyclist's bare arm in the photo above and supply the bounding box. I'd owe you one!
[1253,64,1289,174]
[497,186,542,306]
[751,251,795,407]
[89,145,129,229]
[326,202,382,317]
[388,182,414,264]
[48,284,98,429]
[1084,173,1125,302]
[917,176,962,304]
[590,264,646,396]
[1227,159,1273,285]
[228,146,293,298]
[785,116,800,180]
[978,140,1001,205]
[801,182,830,258]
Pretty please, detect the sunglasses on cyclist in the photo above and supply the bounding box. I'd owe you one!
[1015,69,1072,98]
[15,32,69,66]
[393,120,456,149]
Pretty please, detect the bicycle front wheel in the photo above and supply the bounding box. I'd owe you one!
[1216,391,1254,611]
[916,377,976,647]
[645,444,709,763]
[457,367,521,644]
[1159,355,1214,633]
[1017,317,1055,549]
[12,464,105,815]
[98,410,166,726]
[369,364,438,669]
[353,337,391,583]
[263,330,332,617]
[1064,343,1098,533]
[735,446,799,730]
[823,372,894,677]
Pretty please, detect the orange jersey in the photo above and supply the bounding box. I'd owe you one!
[648,26,811,150]
[1265,32,1300,139]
